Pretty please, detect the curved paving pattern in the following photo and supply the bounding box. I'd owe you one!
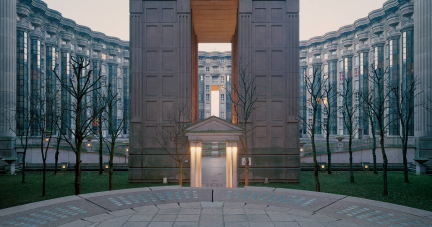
[0,186,431,227]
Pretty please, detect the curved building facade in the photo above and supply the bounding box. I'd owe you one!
[299,0,432,161]
[0,0,130,165]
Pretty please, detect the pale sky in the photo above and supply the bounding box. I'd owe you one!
[42,0,387,51]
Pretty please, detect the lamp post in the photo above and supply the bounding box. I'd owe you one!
[124,141,129,163]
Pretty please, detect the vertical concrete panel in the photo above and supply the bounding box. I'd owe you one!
[0,0,17,159]
[414,0,432,137]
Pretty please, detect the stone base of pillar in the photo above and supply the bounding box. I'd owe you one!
[416,164,426,175]
[0,137,16,166]
[5,163,16,175]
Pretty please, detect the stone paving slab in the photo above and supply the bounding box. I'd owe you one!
[0,197,108,227]
[1,186,432,227]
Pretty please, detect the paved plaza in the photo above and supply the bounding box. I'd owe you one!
[0,186,431,227]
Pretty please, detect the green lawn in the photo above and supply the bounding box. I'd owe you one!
[0,171,431,212]
[244,171,432,212]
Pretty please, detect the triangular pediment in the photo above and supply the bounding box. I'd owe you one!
[186,116,242,132]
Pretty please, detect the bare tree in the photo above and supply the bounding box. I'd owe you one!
[102,83,124,190]
[154,102,191,186]
[9,109,32,183]
[321,75,337,175]
[31,88,58,196]
[360,99,378,174]
[54,57,104,195]
[339,76,360,183]
[298,65,324,192]
[229,58,259,187]
[359,65,392,196]
[389,76,420,183]
[93,90,105,175]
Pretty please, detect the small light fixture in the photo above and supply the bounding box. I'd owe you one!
[45,138,49,142]
[62,165,66,169]
[87,143,91,147]
[126,148,129,152]
[362,162,370,171]
[319,162,326,171]
[105,164,109,169]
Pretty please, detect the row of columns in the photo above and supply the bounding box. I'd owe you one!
[189,141,238,188]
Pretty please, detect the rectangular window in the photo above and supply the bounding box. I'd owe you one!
[221,67,225,72]
[324,54,328,59]
[354,80,359,90]
[205,76,210,83]
[355,92,359,102]
[205,94,210,101]
[308,119,312,126]
[308,108,313,117]
[220,112,225,119]
[355,56,359,66]
[206,59,210,63]
[220,94,225,101]
[221,104,225,110]
[205,103,210,110]
[205,85,210,92]
[212,76,218,83]
[221,58,225,63]
[102,65,107,73]
[206,67,210,72]
[221,76,225,83]
[102,54,106,60]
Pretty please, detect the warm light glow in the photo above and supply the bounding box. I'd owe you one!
[45,138,49,141]
[321,165,325,169]
[105,165,109,169]
[196,146,202,187]
[126,148,129,152]
[365,165,368,169]
[62,165,66,169]
[300,148,303,152]
[323,97,328,105]
[191,147,196,187]
[87,143,91,147]
[226,147,232,188]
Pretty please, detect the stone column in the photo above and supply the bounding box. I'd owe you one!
[0,0,17,162]
[414,0,432,159]
[414,0,432,138]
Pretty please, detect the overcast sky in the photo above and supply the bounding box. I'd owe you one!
[42,0,387,51]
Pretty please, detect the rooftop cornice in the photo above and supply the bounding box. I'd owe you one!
[23,0,128,44]
[300,0,409,49]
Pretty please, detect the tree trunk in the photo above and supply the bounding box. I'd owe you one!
[326,132,332,175]
[22,149,26,183]
[244,134,249,186]
[380,133,388,196]
[42,161,46,197]
[109,142,115,190]
[312,132,320,192]
[99,120,103,175]
[179,161,183,186]
[371,124,378,174]
[402,140,409,183]
[349,134,354,183]
[75,142,82,195]
[54,138,60,175]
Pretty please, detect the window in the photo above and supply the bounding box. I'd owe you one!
[205,76,210,83]
[355,56,359,66]
[354,80,359,90]
[339,61,343,69]
[199,66,204,71]
[340,49,344,55]
[205,103,210,110]
[205,94,210,101]
[102,54,106,59]
[308,68,313,76]
[205,85,210,92]
[206,59,211,63]
[212,76,218,83]
[206,67,210,72]
[355,92,359,102]
[221,76,225,83]
[308,119,312,125]
[221,85,225,91]
[205,112,210,118]
[109,55,114,59]
[221,58,225,63]
[324,65,328,73]
[221,94,225,101]
[125,59,129,63]
[213,57,218,61]
[355,44,359,50]
[220,112,225,119]
[199,57,203,61]
[221,104,225,110]
[324,54,328,59]
[308,108,313,117]
[227,75,230,81]
[221,67,225,72]
[102,65,107,73]
[79,47,83,50]
[309,58,313,63]
[339,118,344,127]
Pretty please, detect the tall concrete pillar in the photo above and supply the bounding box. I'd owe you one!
[414,0,432,158]
[0,0,17,161]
